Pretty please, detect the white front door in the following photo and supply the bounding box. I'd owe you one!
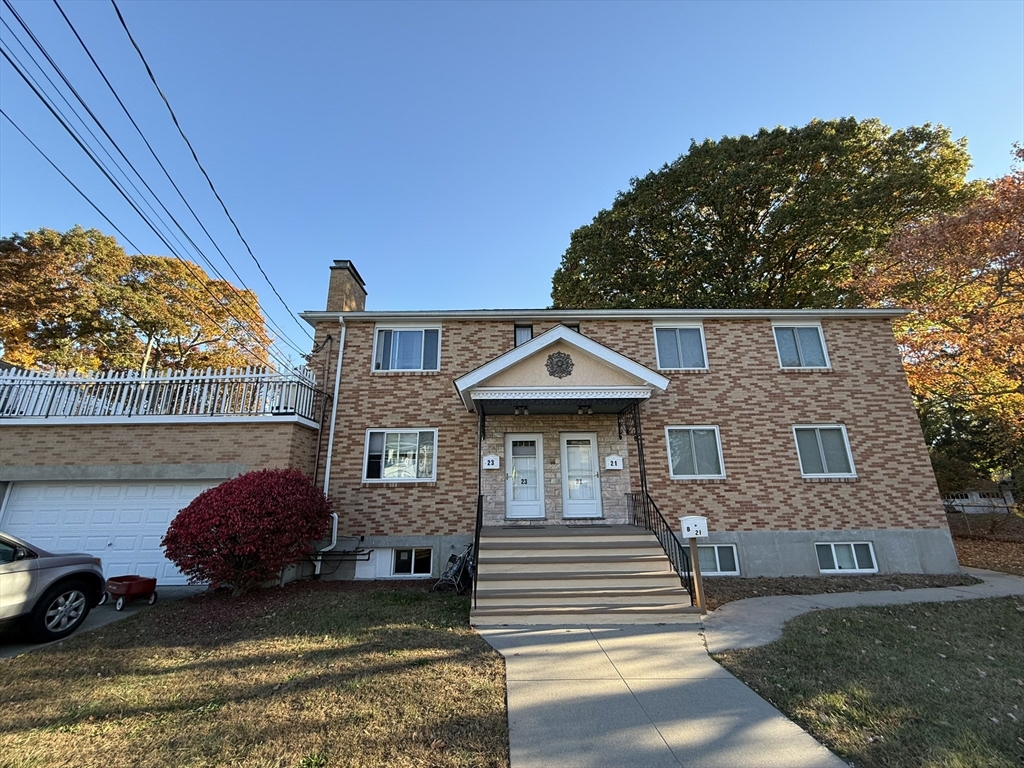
[561,432,602,518]
[505,434,545,519]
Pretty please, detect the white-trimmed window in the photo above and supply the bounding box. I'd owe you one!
[773,325,829,369]
[697,544,739,575]
[393,548,432,576]
[654,326,707,370]
[373,327,440,371]
[666,426,725,479]
[364,429,438,481]
[816,542,877,573]
[793,425,855,478]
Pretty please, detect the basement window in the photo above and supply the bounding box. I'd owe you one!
[815,542,877,574]
[696,544,739,575]
[393,548,432,576]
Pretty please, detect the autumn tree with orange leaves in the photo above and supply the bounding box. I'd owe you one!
[856,148,1023,494]
[0,226,272,374]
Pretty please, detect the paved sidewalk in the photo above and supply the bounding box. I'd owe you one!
[702,567,1024,653]
[478,568,1024,768]
[479,623,846,768]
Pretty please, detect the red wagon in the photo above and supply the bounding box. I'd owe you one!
[98,575,158,611]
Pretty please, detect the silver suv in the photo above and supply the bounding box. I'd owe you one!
[0,532,105,643]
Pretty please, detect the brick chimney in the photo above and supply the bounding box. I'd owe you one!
[325,260,367,312]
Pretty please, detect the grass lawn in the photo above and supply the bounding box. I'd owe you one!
[714,597,1024,768]
[0,582,508,768]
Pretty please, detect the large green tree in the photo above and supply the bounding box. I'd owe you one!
[0,226,272,373]
[551,118,973,309]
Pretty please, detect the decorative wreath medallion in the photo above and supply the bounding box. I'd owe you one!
[546,351,574,379]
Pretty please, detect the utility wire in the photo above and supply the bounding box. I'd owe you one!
[1,107,288,371]
[2,0,308,360]
[1,16,207,282]
[52,0,312,356]
[110,0,315,342]
[0,46,296,371]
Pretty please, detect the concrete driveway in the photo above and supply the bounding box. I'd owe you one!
[0,585,204,660]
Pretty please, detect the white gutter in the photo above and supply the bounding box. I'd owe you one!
[315,320,346,575]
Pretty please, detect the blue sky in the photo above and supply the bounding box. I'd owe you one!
[1,0,1021,363]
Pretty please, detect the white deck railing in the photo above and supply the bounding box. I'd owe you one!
[0,366,321,421]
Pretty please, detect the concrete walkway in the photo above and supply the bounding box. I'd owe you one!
[702,567,1024,653]
[478,568,1024,768]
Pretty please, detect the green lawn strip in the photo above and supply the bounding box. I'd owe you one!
[713,597,1024,768]
[0,582,509,768]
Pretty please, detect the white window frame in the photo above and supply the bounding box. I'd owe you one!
[696,544,740,575]
[653,324,709,370]
[815,542,877,574]
[665,425,726,480]
[362,428,438,483]
[392,547,433,577]
[792,424,857,479]
[772,323,830,369]
[371,324,442,372]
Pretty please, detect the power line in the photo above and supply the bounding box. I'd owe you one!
[0,45,296,371]
[52,0,313,355]
[1,108,285,371]
[110,0,315,342]
[2,0,309,361]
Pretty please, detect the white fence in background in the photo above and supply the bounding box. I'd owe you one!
[0,366,320,421]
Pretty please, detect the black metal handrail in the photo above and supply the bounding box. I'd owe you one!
[472,494,483,609]
[627,491,695,604]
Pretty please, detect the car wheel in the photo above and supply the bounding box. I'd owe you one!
[30,580,92,643]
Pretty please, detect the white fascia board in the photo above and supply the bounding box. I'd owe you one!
[453,325,669,411]
[470,387,653,401]
[300,307,910,326]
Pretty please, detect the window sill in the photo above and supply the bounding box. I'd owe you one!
[361,481,438,487]
[371,370,442,375]
[802,476,858,483]
[659,368,710,374]
[818,569,878,575]
[779,367,832,373]
[669,477,727,483]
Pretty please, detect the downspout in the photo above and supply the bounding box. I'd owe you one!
[310,334,333,489]
[315,319,346,576]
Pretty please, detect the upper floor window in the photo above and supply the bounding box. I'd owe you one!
[793,425,855,478]
[666,426,725,479]
[773,325,829,368]
[654,326,707,370]
[514,325,534,347]
[374,328,440,371]
[364,428,437,481]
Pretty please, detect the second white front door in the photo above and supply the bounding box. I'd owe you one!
[505,434,545,519]
[561,432,602,518]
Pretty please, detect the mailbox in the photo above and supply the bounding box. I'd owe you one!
[680,515,708,539]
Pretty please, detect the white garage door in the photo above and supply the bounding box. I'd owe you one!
[0,480,222,585]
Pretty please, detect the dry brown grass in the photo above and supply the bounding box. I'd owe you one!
[0,582,508,768]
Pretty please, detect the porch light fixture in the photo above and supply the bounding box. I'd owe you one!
[577,404,593,415]
[514,405,529,416]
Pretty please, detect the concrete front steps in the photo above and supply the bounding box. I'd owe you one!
[470,524,699,625]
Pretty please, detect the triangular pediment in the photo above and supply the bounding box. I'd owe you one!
[453,326,669,412]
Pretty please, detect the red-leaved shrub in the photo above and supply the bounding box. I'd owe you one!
[162,468,332,595]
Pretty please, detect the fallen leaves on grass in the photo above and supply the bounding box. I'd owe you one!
[953,537,1024,576]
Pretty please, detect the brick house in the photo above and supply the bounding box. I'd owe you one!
[301,261,958,614]
[1,258,960,612]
